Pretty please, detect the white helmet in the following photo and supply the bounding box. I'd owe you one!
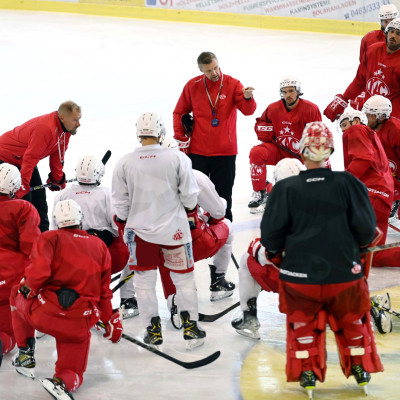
[53,199,83,229]
[338,108,368,127]
[379,4,399,20]
[161,136,178,149]
[0,163,21,198]
[75,155,105,185]
[136,112,166,144]
[280,76,302,94]
[362,95,392,120]
[299,122,334,162]
[385,17,400,33]
[273,158,305,183]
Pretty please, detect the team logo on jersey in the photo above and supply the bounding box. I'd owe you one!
[219,94,226,100]
[389,159,397,174]
[173,229,183,240]
[250,163,263,177]
[351,262,362,274]
[366,72,390,97]
[276,130,300,153]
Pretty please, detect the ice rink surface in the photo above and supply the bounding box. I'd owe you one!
[0,10,399,400]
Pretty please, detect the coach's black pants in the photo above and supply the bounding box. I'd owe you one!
[188,154,236,222]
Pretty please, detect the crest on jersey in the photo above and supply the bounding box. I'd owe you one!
[250,163,263,177]
[276,127,301,153]
[367,75,390,97]
[389,159,397,174]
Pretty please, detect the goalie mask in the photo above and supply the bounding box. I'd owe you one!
[136,112,166,145]
[53,199,83,229]
[0,163,21,198]
[299,122,334,162]
[75,155,105,185]
[362,95,392,120]
[273,158,306,184]
[380,4,399,20]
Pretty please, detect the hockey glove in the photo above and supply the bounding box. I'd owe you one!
[113,215,126,239]
[181,113,194,136]
[254,119,274,142]
[14,184,30,199]
[175,136,190,155]
[103,310,123,343]
[323,94,348,122]
[46,172,66,191]
[349,92,367,111]
[18,279,37,299]
[185,205,200,230]
[248,238,270,266]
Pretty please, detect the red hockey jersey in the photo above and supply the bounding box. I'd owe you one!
[255,98,321,155]
[344,42,400,118]
[24,228,113,322]
[342,124,394,205]
[376,117,400,199]
[359,30,385,61]
[0,197,40,289]
[0,112,70,190]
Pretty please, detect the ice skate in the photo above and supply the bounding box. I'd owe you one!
[299,370,316,400]
[231,298,260,340]
[40,377,75,400]
[248,190,267,214]
[143,316,163,346]
[167,293,182,330]
[370,293,393,334]
[120,297,139,319]
[12,337,36,379]
[389,199,399,222]
[181,311,206,350]
[209,265,235,302]
[351,364,370,396]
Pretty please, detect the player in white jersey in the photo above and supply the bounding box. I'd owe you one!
[112,112,205,349]
[51,155,136,318]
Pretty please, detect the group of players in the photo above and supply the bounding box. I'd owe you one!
[1,4,400,400]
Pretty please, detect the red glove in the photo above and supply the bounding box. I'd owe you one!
[103,310,123,343]
[349,92,367,111]
[113,215,126,239]
[185,205,200,230]
[248,238,282,267]
[46,172,66,192]
[175,136,190,155]
[323,94,348,122]
[14,184,30,199]
[254,119,274,142]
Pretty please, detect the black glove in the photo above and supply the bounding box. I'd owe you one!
[46,172,66,191]
[181,113,194,136]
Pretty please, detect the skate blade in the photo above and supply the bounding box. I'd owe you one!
[249,205,265,214]
[15,366,35,379]
[171,315,183,330]
[306,388,313,400]
[40,379,75,400]
[210,291,234,302]
[185,338,205,350]
[363,384,369,396]
[235,328,260,340]
[122,309,139,319]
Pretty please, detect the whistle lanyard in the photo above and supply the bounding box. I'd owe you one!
[56,127,66,167]
[204,73,224,122]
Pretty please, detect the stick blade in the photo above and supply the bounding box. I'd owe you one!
[102,150,112,165]
[199,301,240,322]
[180,350,221,369]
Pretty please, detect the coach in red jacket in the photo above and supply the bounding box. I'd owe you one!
[173,52,256,221]
[0,101,82,231]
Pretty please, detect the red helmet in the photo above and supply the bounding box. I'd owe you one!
[299,122,334,162]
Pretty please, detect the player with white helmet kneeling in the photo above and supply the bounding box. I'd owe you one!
[112,113,205,350]
[51,154,136,319]
[10,199,122,400]
[231,158,305,339]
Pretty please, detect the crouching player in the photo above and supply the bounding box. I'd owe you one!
[261,122,383,398]
[10,200,122,400]
[0,164,41,366]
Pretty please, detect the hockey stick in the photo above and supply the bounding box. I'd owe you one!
[389,223,400,233]
[199,301,240,322]
[370,299,400,318]
[231,253,239,270]
[111,273,122,283]
[360,241,400,254]
[272,140,301,160]
[97,322,221,369]
[30,150,112,191]
[111,272,134,293]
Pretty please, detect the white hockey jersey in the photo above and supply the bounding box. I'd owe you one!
[112,144,198,246]
[193,170,226,219]
[51,184,118,236]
